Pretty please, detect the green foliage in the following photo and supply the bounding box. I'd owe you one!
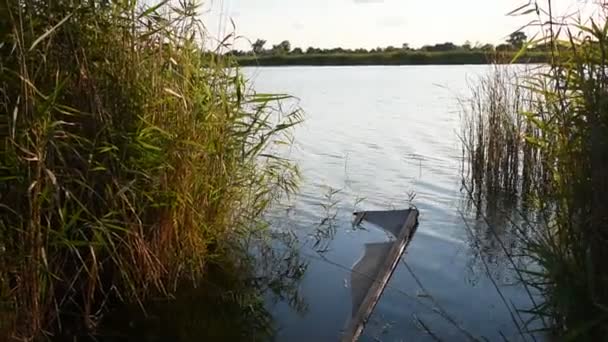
[252,39,267,54]
[421,42,458,52]
[237,51,547,66]
[462,2,608,339]
[507,31,528,49]
[0,0,301,339]
[480,44,495,51]
[235,39,549,65]
[271,40,291,55]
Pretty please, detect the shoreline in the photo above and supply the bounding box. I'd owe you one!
[236,51,548,67]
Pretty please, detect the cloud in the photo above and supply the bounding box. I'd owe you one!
[353,0,384,3]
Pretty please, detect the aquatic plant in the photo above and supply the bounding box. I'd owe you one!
[460,63,541,200]
[461,2,608,339]
[0,0,301,339]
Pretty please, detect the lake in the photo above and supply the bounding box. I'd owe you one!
[246,65,542,342]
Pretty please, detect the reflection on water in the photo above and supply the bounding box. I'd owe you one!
[462,194,521,284]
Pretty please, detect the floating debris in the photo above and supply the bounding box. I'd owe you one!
[342,209,419,342]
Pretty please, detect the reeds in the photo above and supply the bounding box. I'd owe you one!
[0,0,301,339]
[461,64,539,199]
[461,2,608,339]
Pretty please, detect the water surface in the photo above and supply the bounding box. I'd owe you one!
[246,65,540,341]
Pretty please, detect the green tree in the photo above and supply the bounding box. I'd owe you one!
[507,31,527,49]
[385,45,398,52]
[252,39,266,54]
[272,40,291,54]
[291,47,303,55]
[423,42,457,52]
[496,43,512,51]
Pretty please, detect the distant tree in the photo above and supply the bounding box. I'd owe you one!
[252,39,266,54]
[439,42,457,51]
[291,47,303,54]
[423,42,457,52]
[272,40,291,54]
[532,42,551,51]
[402,43,410,50]
[385,45,399,52]
[354,48,368,54]
[496,43,513,52]
[480,43,495,51]
[463,40,472,50]
[507,31,527,49]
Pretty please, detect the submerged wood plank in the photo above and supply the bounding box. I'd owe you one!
[342,209,419,342]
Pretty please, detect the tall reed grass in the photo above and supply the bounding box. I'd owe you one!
[462,2,608,339]
[460,64,540,200]
[0,0,301,339]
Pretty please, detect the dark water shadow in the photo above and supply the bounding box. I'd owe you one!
[58,229,309,342]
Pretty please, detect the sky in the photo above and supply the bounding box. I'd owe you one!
[200,0,597,50]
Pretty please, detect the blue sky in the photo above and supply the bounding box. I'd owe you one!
[201,0,594,50]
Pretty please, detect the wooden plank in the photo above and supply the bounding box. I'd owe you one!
[341,209,419,342]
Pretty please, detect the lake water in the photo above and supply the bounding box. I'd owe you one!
[245,65,542,342]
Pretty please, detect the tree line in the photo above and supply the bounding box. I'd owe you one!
[231,31,533,57]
